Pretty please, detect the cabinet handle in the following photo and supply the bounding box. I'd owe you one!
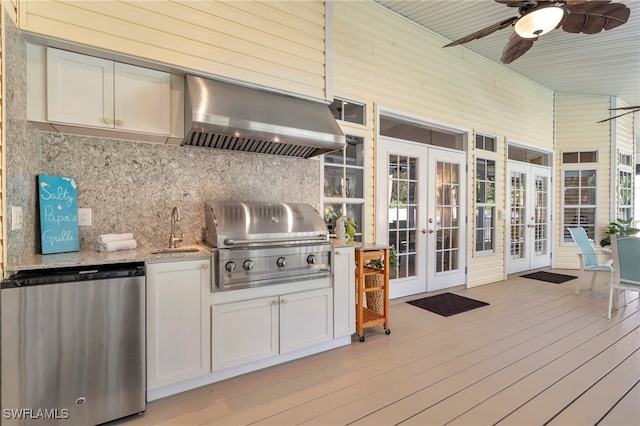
[201,263,209,269]
[281,299,287,304]
[103,117,113,125]
[272,300,278,305]
[115,119,124,126]
[336,250,342,255]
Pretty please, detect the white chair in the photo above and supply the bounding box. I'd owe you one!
[568,227,613,295]
[608,234,640,319]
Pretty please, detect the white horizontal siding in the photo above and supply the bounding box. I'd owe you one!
[17,0,328,99]
[333,1,553,285]
[554,93,612,269]
[614,100,635,155]
[469,142,505,287]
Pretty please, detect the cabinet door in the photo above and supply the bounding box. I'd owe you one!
[333,247,355,338]
[146,259,211,389]
[47,48,114,128]
[114,63,170,134]
[280,287,333,354]
[212,297,279,371]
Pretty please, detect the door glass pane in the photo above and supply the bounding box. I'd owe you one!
[534,174,548,256]
[435,160,459,273]
[510,171,526,260]
[389,155,418,280]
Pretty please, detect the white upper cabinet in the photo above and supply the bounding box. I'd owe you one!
[46,48,171,135]
[47,49,114,128]
[114,63,171,134]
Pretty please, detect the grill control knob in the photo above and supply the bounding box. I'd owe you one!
[276,257,286,268]
[243,260,254,271]
[307,254,317,265]
[224,262,236,273]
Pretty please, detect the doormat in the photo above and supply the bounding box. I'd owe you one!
[521,271,578,284]
[407,292,489,317]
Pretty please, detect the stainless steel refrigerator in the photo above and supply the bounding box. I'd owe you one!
[1,263,146,425]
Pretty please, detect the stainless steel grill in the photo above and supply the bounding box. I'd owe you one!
[204,201,333,291]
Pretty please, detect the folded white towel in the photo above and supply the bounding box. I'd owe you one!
[95,239,137,253]
[97,233,134,244]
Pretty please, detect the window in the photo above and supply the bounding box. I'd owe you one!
[475,158,496,254]
[619,170,633,221]
[563,169,597,242]
[563,151,598,164]
[379,114,465,151]
[475,133,496,152]
[328,98,365,125]
[323,135,365,241]
[618,151,633,222]
[619,152,633,167]
[509,145,551,166]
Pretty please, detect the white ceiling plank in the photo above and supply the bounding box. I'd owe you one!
[375,0,640,106]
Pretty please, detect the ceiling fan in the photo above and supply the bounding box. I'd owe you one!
[597,105,640,123]
[443,0,631,64]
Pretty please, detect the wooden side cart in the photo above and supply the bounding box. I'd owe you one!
[355,245,390,342]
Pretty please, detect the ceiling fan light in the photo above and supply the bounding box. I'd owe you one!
[515,7,564,38]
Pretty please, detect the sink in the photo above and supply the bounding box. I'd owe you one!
[151,247,200,254]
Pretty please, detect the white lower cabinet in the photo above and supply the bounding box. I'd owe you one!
[333,246,355,338]
[212,287,333,371]
[146,259,211,389]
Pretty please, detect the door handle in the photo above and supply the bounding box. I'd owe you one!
[421,229,427,234]
[428,229,435,234]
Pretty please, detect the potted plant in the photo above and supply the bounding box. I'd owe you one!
[600,218,640,247]
[364,245,398,314]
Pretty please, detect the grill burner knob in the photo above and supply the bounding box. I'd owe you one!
[276,257,286,268]
[243,260,254,271]
[307,254,317,265]
[224,262,236,273]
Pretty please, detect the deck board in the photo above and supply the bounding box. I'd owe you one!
[109,270,639,426]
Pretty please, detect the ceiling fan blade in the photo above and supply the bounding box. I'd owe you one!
[443,16,518,47]
[495,0,588,6]
[609,105,640,111]
[501,32,535,64]
[597,109,640,123]
[494,0,531,7]
[562,1,630,34]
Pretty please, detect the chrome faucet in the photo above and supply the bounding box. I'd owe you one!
[169,206,182,248]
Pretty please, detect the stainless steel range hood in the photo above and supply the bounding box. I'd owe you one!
[181,75,345,158]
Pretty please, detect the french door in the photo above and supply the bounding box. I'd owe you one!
[376,138,467,299]
[507,161,552,274]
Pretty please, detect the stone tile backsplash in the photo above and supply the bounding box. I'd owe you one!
[4,11,321,258]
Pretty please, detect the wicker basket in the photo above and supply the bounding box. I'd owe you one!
[364,273,384,314]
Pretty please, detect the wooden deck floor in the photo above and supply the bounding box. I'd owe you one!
[113,270,640,426]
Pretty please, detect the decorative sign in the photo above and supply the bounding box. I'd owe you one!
[38,175,79,254]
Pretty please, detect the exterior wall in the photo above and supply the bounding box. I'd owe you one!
[15,0,328,100]
[3,4,42,263]
[332,1,554,286]
[0,4,4,277]
[3,0,631,287]
[553,93,613,269]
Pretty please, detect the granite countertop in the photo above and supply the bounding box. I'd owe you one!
[6,243,212,274]
[330,239,389,251]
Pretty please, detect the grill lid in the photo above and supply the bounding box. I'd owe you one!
[204,201,329,248]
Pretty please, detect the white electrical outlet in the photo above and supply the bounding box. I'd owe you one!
[78,208,92,226]
[11,206,23,230]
